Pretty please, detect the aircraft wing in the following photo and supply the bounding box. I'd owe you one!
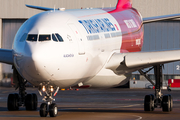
[0,49,13,65]
[143,13,180,24]
[106,50,180,72]
[26,4,57,11]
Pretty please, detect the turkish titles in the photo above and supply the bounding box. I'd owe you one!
[79,18,116,34]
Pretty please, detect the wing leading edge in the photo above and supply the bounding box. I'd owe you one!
[106,50,180,72]
[0,49,13,65]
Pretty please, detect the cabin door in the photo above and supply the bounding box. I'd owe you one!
[68,24,85,55]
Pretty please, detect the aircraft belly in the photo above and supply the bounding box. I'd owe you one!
[27,78,84,88]
[83,66,131,88]
[83,73,131,88]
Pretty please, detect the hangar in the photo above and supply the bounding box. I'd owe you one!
[0,0,180,83]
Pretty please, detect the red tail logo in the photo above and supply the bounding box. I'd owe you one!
[108,0,132,13]
[116,0,132,9]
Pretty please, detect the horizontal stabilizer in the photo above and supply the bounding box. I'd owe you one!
[26,4,56,11]
[143,13,180,24]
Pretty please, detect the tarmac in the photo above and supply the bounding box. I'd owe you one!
[0,87,180,120]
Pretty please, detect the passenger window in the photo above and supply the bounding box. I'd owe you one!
[52,34,58,42]
[55,33,64,42]
[39,35,51,41]
[27,34,37,41]
[20,33,28,42]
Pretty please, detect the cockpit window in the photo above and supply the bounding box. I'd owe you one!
[55,33,64,42]
[39,35,51,41]
[52,34,58,42]
[27,34,37,41]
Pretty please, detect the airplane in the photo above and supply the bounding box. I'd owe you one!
[1,0,180,117]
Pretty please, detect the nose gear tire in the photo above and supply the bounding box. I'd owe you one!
[40,103,48,117]
[49,103,58,117]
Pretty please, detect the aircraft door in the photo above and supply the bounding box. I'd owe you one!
[68,24,85,55]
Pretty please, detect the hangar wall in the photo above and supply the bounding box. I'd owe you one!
[2,19,26,74]
[1,0,180,80]
[0,0,117,18]
[133,0,180,17]
[136,21,180,80]
[1,0,180,18]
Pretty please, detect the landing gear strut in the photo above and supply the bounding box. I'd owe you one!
[139,64,173,112]
[38,83,59,117]
[7,68,37,111]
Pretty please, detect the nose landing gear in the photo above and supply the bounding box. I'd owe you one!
[38,83,59,117]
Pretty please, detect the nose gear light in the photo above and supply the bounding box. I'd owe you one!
[50,86,54,92]
[42,86,46,92]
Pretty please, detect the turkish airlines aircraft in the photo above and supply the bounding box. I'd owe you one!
[2,0,180,117]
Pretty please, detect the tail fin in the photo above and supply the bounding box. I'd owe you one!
[116,0,132,9]
[108,0,132,13]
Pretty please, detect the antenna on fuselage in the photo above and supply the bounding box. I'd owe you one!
[102,3,104,9]
[54,5,55,12]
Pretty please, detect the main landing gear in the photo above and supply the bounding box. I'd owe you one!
[38,83,59,117]
[7,69,37,111]
[139,64,173,112]
[7,69,59,117]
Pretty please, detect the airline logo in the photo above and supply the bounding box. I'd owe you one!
[79,18,116,34]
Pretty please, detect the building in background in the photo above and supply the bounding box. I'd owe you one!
[1,0,180,83]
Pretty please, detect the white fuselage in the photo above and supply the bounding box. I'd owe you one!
[13,8,131,88]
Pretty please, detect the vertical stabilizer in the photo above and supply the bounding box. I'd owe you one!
[108,0,132,13]
[116,0,132,9]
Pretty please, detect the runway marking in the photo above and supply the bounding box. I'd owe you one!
[121,104,142,108]
[116,99,180,102]
[116,99,143,101]
[173,99,180,101]
[110,104,142,108]
[132,115,142,120]
[60,104,143,110]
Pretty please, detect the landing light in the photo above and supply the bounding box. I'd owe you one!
[42,86,46,92]
[50,86,54,92]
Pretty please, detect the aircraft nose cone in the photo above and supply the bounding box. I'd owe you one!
[20,42,61,81]
[19,42,51,81]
